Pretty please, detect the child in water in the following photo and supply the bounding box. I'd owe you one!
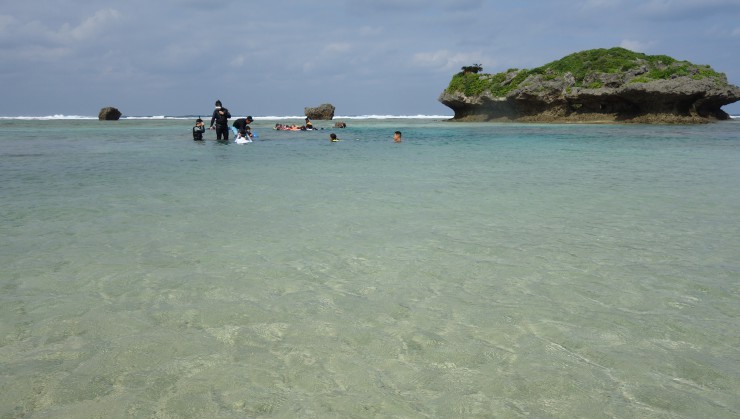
[329,133,340,142]
[192,118,205,141]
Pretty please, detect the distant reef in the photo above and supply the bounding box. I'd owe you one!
[438,48,740,123]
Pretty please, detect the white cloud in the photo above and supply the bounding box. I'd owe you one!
[59,9,121,42]
[1,1,739,116]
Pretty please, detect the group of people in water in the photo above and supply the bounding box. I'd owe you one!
[192,100,250,142]
[192,99,402,143]
[273,119,318,131]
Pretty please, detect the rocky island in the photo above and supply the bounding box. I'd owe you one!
[98,106,122,120]
[305,103,336,120]
[439,48,740,123]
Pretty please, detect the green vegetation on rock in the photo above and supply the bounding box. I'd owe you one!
[445,47,724,96]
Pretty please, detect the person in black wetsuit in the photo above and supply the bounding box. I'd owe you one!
[192,118,205,141]
[232,115,253,134]
[209,100,232,141]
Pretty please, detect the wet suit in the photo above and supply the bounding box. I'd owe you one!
[192,124,205,141]
[233,118,251,132]
[210,107,232,141]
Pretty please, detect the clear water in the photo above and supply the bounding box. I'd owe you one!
[2,119,739,418]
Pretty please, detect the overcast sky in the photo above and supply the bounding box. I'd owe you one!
[2,0,739,116]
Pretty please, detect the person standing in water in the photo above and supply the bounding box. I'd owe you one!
[393,131,402,143]
[210,100,232,141]
[192,118,205,141]
[233,115,253,133]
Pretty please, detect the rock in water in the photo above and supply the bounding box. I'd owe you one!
[439,48,740,123]
[305,104,335,120]
[98,107,122,120]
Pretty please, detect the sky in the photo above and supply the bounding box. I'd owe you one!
[1,0,739,117]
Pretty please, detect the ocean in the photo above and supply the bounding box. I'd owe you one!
[1,117,739,418]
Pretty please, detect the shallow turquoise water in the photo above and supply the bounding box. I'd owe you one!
[1,119,739,417]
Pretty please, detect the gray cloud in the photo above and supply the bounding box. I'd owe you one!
[1,0,738,116]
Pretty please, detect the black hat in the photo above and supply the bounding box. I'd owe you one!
[196,118,203,123]
[215,100,222,107]
[246,116,253,121]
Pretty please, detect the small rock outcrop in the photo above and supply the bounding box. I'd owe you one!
[439,48,740,123]
[305,104,335,120]
[98,107,122,120]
